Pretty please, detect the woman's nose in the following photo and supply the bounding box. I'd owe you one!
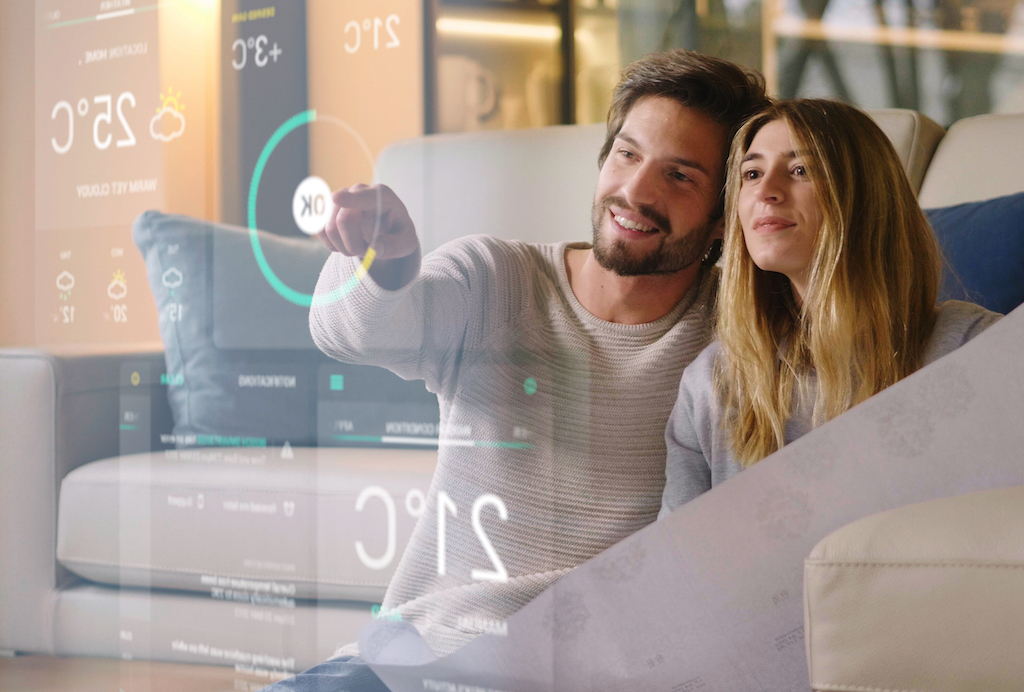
[759,169,785,203]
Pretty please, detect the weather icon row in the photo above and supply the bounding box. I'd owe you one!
[55,269,139,301]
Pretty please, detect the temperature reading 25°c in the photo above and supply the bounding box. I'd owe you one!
[51,92,137,154]
[344,15,400,54]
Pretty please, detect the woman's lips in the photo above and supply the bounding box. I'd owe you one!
[752,215,796,233]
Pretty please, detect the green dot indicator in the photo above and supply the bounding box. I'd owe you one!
[523,377,538,395]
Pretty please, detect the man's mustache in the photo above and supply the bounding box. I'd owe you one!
[599,196,671,235]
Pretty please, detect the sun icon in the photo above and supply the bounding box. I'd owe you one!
[112,269,126,283]
[157,86,185,113]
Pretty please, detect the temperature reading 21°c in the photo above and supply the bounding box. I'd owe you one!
[353,486,509,583]
[344,15,400,54]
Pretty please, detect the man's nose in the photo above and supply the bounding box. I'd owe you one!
[620,162,660,207]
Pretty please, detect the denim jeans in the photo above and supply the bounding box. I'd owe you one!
[258,656,391,692]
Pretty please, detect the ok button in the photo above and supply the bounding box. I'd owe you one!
[292,175,333,236]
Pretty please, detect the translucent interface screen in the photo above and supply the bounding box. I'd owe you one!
[35,0,166,343]
[19,0,1024,688]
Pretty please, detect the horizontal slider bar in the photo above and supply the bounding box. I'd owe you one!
[97,8,135,20]
[333,435,532,449]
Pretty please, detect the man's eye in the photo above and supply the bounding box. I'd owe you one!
[619,149,635,159]
[671,171,690,182]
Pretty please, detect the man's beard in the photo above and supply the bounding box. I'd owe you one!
[591,196,715,277]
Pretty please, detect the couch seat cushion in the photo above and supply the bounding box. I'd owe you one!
[804,485,1024,692]
[57,446,436,602]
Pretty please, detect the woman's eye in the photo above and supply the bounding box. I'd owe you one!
[741,169,760,181]
[794,165,808,177]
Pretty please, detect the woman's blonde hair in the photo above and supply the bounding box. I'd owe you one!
[716,99,941,466]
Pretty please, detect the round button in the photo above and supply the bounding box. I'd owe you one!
[292,175,334,236]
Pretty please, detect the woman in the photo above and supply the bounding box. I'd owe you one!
[661,99,1001,514]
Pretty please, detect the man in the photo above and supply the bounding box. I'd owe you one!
[267,50,767,690]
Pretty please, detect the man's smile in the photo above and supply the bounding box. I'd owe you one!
[609,207,663,237]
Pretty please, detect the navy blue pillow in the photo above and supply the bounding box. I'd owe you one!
[926,191,1024,315]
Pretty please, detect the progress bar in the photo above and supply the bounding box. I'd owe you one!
[333,435,533,449]
[48,4,158,29]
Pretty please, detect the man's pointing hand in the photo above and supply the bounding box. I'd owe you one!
[319,183,419,261]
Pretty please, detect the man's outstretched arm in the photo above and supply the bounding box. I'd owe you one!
[310,183,509,395]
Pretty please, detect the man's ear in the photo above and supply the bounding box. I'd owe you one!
[710,216,725,242]
[701,239,723,268]
[701,218,725,267]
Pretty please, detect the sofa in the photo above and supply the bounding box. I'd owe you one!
[1,108,1022,684]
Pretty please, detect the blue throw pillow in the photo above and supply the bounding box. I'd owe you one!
[926,191,1024,315]
[132,211,439,449]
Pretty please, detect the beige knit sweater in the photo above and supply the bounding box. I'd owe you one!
[310,235,718,657]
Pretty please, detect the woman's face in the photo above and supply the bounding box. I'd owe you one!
[738,119,823,302]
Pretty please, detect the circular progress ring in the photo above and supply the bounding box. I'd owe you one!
[247,109,379,307]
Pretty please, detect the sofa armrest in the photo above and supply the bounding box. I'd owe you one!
[0,346,168,654]
[804,485,1024,691]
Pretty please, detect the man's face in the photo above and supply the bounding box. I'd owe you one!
[592,96,728,276]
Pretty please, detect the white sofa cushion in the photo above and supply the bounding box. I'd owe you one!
[919,113,1024,208]
[804,485,1024,691]
[57,446,436,602]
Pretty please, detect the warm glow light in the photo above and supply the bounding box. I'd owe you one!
[436,18,561,41]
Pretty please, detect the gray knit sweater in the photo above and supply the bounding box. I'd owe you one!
[661,300,1003,516]
[311,235,718,656]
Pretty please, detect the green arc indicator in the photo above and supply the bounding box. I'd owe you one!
[247,109,377,307]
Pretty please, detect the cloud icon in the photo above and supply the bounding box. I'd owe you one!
[107,279,128,300]
[162,267,183,289]
[56,271,75,292]
[150,106,185,142]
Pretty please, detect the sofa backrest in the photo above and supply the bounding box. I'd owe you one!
[373,110,944,254]
[374,123,606,254]
[919,113,1024,208]
[867,109,945,193]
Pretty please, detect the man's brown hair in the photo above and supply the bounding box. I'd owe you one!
[598,50,770,193]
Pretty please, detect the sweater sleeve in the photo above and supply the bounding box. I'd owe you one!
[660,343,719,518]
[923,300,1004,366]
[309,235,525,395]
